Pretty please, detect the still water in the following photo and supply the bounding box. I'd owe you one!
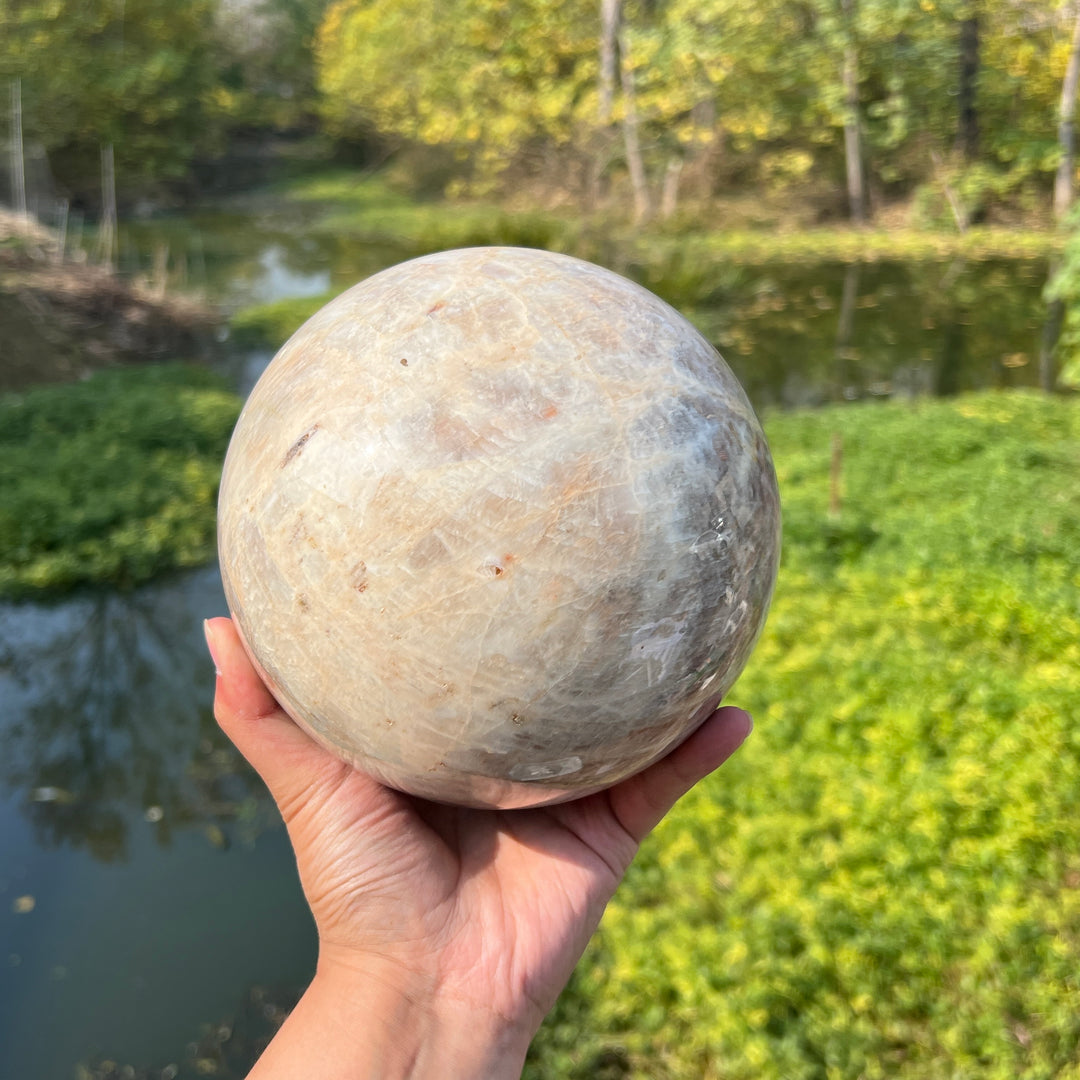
[0,201,1053,1077]
[0,568,316,1079]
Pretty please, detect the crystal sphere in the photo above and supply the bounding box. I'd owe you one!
[218,247,780,808]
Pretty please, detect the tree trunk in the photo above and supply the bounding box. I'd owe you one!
[684,93,722,199]
[1053,6,1080,220]
[618,26,652,224]
[1042,6,1080,393]
[956,15,979,160]
[841,0,866,224]
[588,0,622,210]
[10,79,26,219]
[659,155,683,220]
[98,143,117,271]
[1041,294,1065,393]
[598,0,620,126]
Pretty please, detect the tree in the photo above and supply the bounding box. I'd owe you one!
[316,0,597,187]
[1042,2,1080,393]
[311,0,1080,223]
[617,5,653,221]
[840,0,867,222]
[599,0,620,126]
[956,9,979,160]
[1053,1,1080,221]
[622,0,819,209]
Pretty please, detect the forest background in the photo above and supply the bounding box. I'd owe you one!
[3,0,1080,238]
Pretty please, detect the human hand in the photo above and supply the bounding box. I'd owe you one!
[204,616,751,1079]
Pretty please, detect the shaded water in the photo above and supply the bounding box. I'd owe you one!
[0,200,1054,1077]
[658,256,1046,408]
[0,569,315,1079]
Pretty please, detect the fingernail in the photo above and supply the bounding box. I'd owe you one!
[203,620,222,676]
[733,708,753,743]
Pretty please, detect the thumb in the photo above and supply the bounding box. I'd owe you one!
[205,616,350,816]
[606,704,753,843]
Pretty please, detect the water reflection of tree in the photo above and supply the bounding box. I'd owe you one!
[697,257,1047,409]
[80,982,301,1080]
[0,566,276,862]
[834,262,860,400]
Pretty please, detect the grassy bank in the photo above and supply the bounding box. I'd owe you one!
[280,171,1063,265]
[527,390,1080,1079]
[0,365,241,598]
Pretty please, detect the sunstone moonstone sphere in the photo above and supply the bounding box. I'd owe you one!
[218,247,780,809]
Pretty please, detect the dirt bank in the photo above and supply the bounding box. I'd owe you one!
[0,210,220,394]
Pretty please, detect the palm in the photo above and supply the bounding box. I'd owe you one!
[280,761,636,1025]
[207,615,750,1035]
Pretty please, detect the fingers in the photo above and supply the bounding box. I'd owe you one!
[205,616,348,814]
[606,705,753,844]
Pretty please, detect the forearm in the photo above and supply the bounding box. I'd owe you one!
[249,958,533,1080]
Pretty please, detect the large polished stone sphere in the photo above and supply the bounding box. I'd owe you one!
[218,247,780,808]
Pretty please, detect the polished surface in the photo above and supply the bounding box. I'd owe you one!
[219,247,780,807]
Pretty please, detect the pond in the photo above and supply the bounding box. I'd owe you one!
[115,200,1051,407]
[0,198,1054,1078]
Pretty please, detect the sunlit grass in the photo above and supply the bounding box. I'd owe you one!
[527,391,1080,1079]
[651,226,1063,266]
[277,170,1062,268]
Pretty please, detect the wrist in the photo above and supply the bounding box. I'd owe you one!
[250,948,534,1080]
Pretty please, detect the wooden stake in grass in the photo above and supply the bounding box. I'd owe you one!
[830,432,843,519]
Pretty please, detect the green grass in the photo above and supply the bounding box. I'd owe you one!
[0,364,242,597]
[642,227,1063,268]
[228,292,337,349]
[283,170,573,252]
[526,390,1080,1079]
[282,170,1061,261]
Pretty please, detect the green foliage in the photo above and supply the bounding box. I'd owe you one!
[229,292,336,348]
[0,365,241,597]
[526,391,1080,1079]
[639,226,1060,270]
[215,0,330,129]
[1046,205,1080,389]
[2,0,1076,215]
[286,172,570,251]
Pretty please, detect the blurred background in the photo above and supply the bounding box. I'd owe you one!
[1,1,1078,1077]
